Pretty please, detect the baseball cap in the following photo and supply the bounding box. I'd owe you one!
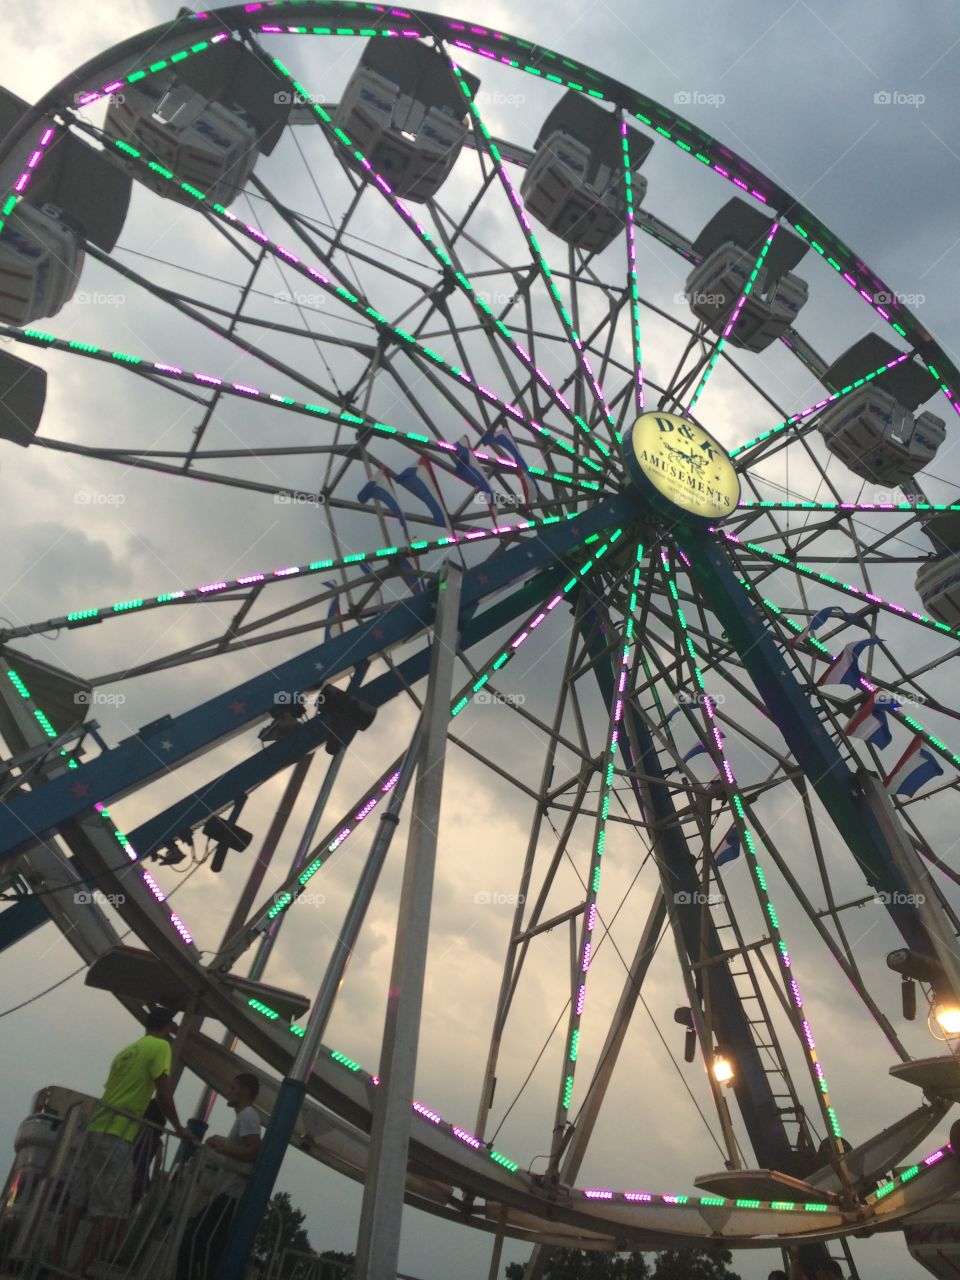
[144,1006,179,1033]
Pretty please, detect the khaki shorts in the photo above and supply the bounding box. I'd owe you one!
[69,1131,134,1220]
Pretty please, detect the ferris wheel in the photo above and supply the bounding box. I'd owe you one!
[2,5,960,1278]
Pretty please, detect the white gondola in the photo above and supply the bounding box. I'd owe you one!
[818,386,946,487]
[105,80,262,204]
[684,243,808,353]
[334,40,479,202]
[521,93,652,254]
[915,506,960,627]
[0,202,83,325]
[684,197,809,352]
[103,41,289,205]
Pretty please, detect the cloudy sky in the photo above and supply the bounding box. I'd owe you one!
[2,3,960,1279]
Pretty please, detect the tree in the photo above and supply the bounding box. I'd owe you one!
[504,1246,741,1280]
[506,1249,649,1279]
[255,1190,313,1276]
[650,1246,741,1280]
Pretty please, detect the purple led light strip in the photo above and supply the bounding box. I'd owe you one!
[686,224,779,414]
[719,530,960,642]
[435,31,770,205]
[230,526,624,956]
[734,573,960,778]
[660,547,847,1152]
[448,60,616,446]
[267,58,611,467]
[554,542,644,1138]
[728,352,912,460]
[3,513,580,644]
[97,128,604,479]
[4,324,601,498]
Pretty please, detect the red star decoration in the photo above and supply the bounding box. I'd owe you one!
[71,782,89,798]
[477,574,488,584]
[228,700,246,715]
[372,628,385,640]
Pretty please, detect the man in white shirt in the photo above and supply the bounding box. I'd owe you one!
[176,1073,262,1279]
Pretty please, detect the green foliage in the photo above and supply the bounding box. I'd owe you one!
[504,1246,741,1280]
[254,1190,313,1275]
[650,1247,741,1280]
[506,1248,649,1279]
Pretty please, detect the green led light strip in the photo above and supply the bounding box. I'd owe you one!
[94,132,605,479]
[1,500,583,643]
[721,531,959,641]
[555,542,644,1131]
[737,501,960,514]
[728,353,911,460]
[0,33,225,238]
[737,578,960,776]
[449,60,616,451]
[5,325,603,497]
[660,547,847,1151]
[233,526,626,947]
[266,57,612,470]
[620,121,644,427]
[686,223,778,414]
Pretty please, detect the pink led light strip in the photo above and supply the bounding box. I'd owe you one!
[229,527,624,957]
[660,547,847,1153]
[267,58,612,468]
[555,542,644,1134]
[449,60,616,446]
[728,352,912,460]
[95,804,196,946]
[99,129,604,479]
[5,325,600,497]
[686,223,779,414]
[719,530,960,642]
[734,574,960,778]
[621,120,644,420]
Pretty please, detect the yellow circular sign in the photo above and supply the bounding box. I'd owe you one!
[628,412,740,521]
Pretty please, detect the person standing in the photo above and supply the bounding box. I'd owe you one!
[54,1007,193,1272]
[176,1073,262,1279]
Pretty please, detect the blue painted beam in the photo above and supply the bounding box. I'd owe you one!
[125,562,580,858]
[686,529,934,959]
[0,894,47,952]
[0,497,630,862]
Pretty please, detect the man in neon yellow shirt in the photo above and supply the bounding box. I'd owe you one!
[54,1007,194,1272]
